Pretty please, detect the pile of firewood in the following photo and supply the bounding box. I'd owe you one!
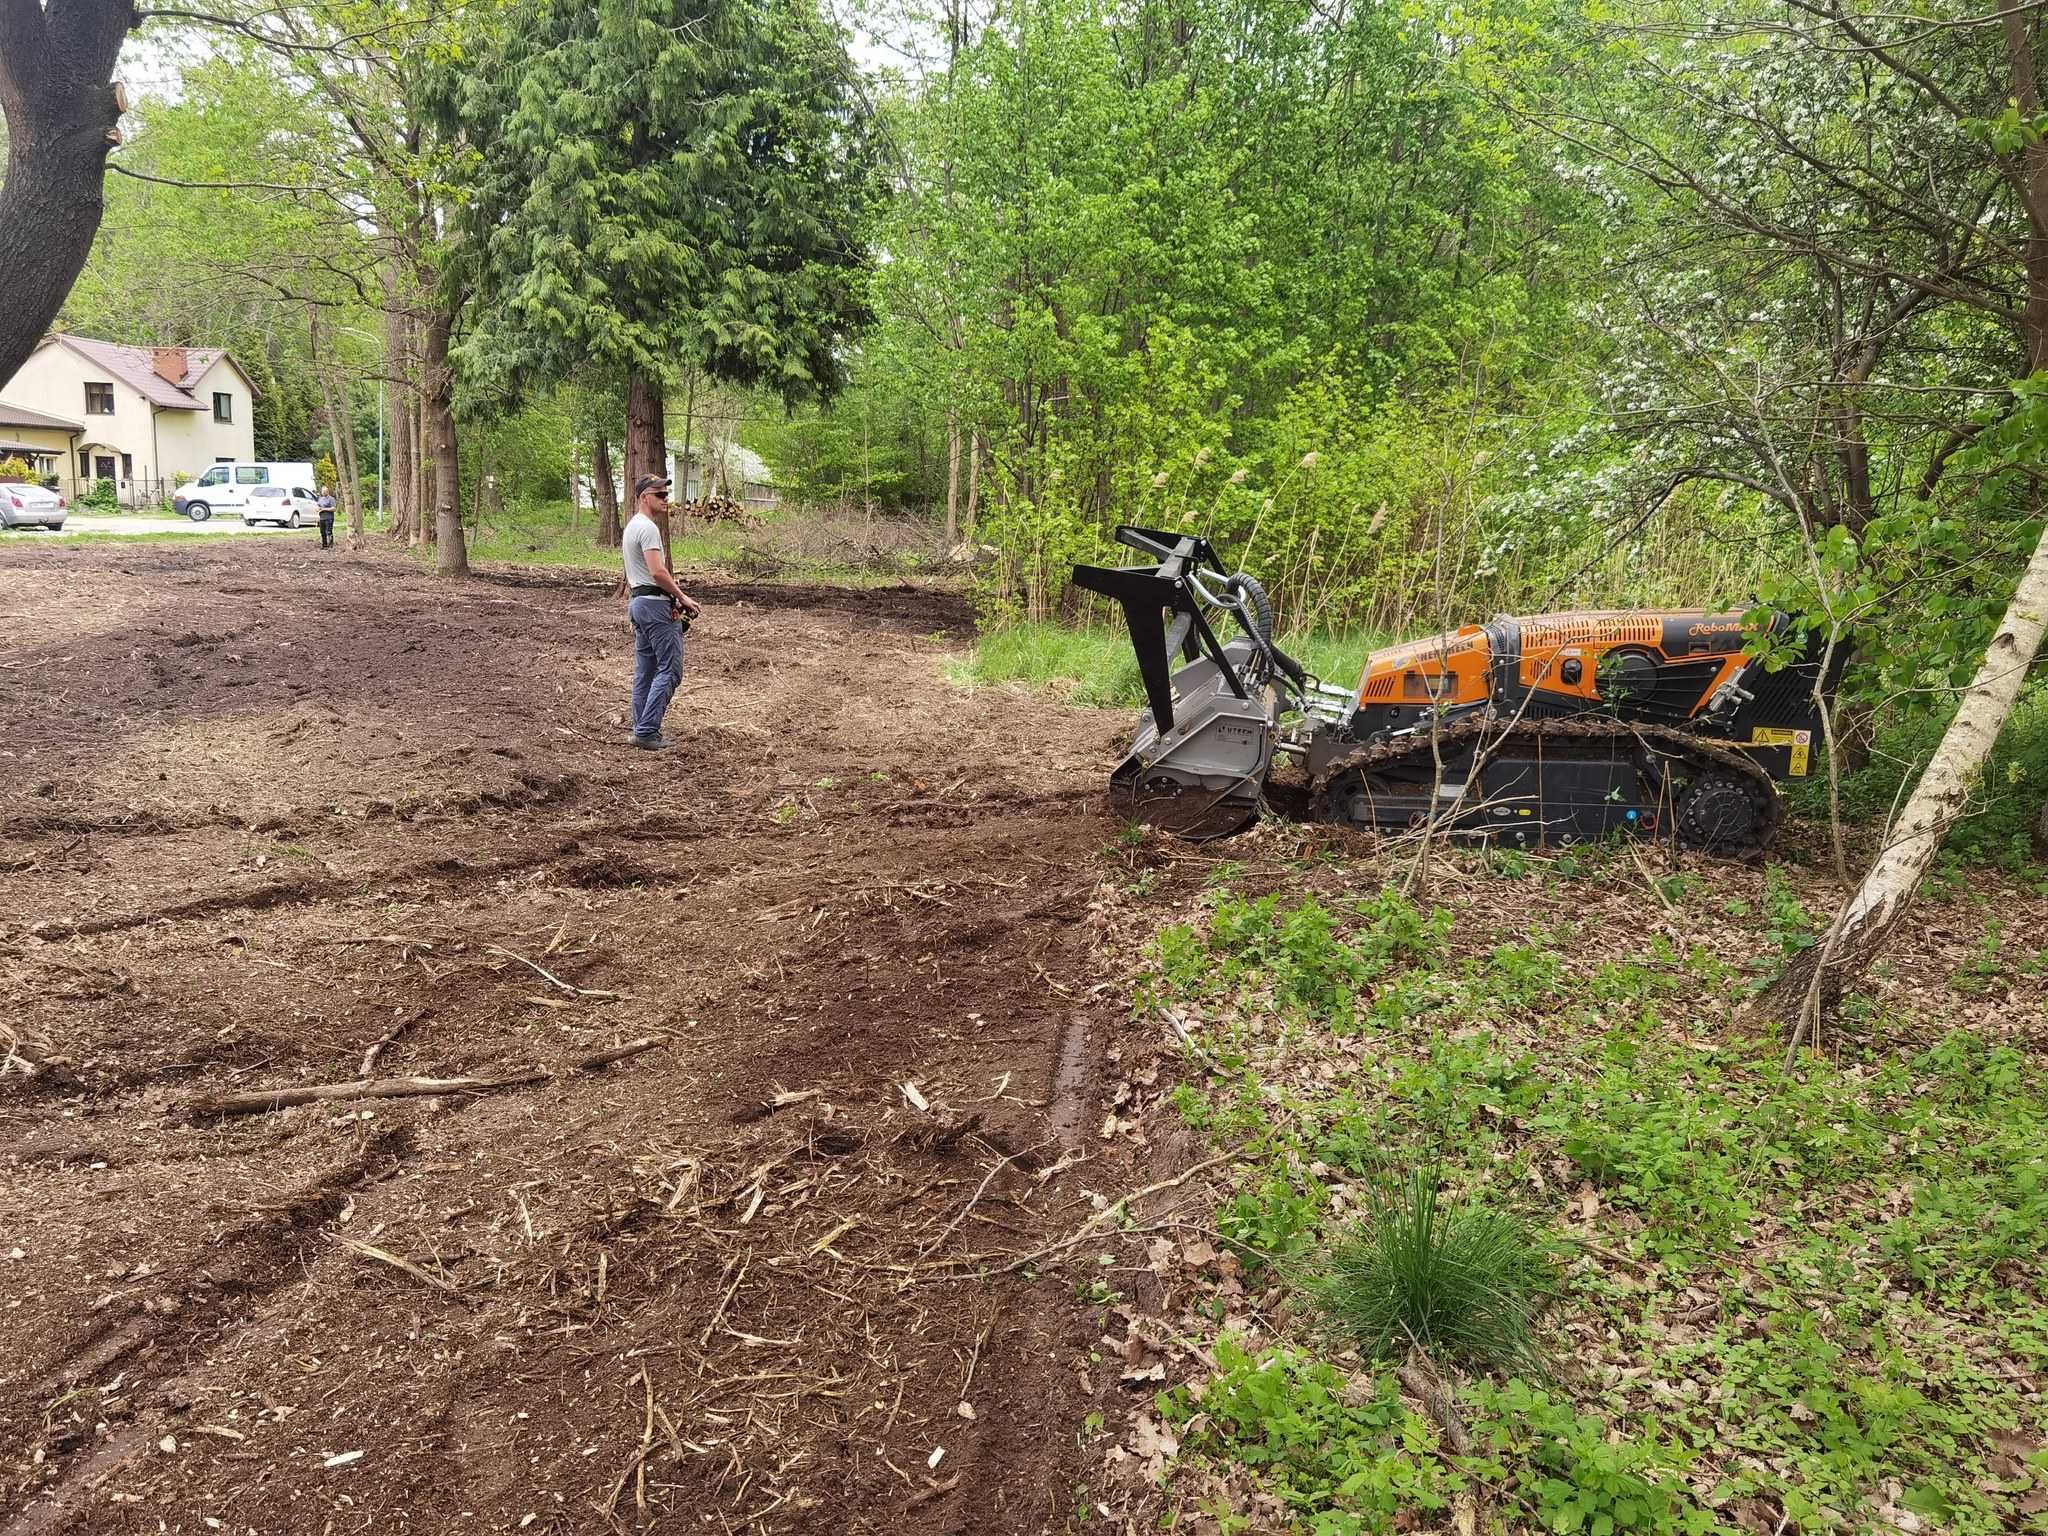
[683,494,751,525]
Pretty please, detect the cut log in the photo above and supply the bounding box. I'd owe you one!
[191,1037,664,1118]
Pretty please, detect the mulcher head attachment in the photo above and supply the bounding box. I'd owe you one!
[1070,526,1243,736]
[1071,526,1281,839]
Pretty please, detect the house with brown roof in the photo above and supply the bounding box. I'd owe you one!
[0,334,257,505]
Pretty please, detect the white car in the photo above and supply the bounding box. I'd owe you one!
[1,482,65,531]
[240,485,321,528]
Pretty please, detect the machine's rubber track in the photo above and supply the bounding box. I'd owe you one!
[1310,712,1784,857]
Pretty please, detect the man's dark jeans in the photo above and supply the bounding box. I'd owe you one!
[629,595,684,740]
[319,513,334,549]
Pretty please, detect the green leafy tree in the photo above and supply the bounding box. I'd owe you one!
[440,0,880,492]
[810,0,1600,620]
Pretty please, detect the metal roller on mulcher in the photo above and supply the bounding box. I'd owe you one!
[1071,525,1843,857]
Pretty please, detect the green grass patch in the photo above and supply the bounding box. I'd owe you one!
[448,500,748,571]
[951,622,1149,705]
[958,618,1389,707]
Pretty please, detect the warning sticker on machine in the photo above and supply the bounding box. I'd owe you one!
[1748,727,1812,775]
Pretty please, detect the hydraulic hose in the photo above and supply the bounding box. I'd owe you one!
[1226,573,1274,642]
[1227,572,1307,690]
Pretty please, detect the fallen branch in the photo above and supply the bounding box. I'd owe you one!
[734,1086,820,1123]
[190,1037,665,1118]
[359,1008,428,1078]
[336,1236,466,1299]
[486,943,619,999]
[1396,1356,1472,1457]
[972,1153,1233,1278]
[906,1475,960,1508]
[916,1150,1021,1260]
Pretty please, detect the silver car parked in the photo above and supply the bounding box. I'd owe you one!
[0,483,65,531]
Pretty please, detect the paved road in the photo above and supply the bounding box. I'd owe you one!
[22,513,320,538]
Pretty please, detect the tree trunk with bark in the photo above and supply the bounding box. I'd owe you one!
[1760,517,2048,1047]
[592,434,620,547]
[421,303,466,575]
[625,368,665,540]
[416,388,432,546]
[945,410,962,546]
[381,271,417,543]
[0,0,134,386]
[965,428,981,536]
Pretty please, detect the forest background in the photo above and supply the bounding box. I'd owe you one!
[27,0,2048,864]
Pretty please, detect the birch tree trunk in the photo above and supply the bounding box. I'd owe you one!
[1761,520,2048,1044]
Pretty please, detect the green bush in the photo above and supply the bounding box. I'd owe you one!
[81,477,118,511]
[1304,1162,1553,1376]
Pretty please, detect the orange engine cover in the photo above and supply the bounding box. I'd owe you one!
[1353,610,1758,718]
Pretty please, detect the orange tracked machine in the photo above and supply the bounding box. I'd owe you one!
[1072,526,1842,854]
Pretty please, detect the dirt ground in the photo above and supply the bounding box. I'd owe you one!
[0,539,1185,1535]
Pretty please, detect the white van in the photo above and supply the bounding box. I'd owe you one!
[175,461,317,522]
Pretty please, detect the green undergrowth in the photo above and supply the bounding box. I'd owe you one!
[1783,681,2048,873]
[1138,870,2048,1535]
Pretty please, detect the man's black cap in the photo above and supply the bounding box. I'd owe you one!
[634,474,671,498]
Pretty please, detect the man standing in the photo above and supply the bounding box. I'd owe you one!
[621,474,703,751]
[316,485,337,550]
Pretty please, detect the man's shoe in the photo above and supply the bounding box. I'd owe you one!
[632,734,675,751]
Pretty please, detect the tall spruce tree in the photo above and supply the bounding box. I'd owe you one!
[440,0,877,499]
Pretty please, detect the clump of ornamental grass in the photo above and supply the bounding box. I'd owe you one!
[1303,1161,1555,1378]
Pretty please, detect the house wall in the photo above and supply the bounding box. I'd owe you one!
[2,345,254,503]
[156,358,255,482]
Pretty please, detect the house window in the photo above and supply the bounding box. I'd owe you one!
[94,455,116,483]
[213,392,232,423]
[79,451,90,480]
[120,453,132,481]
[85,382,114,415]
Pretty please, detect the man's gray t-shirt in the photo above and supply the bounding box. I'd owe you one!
[622,512,663,590]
